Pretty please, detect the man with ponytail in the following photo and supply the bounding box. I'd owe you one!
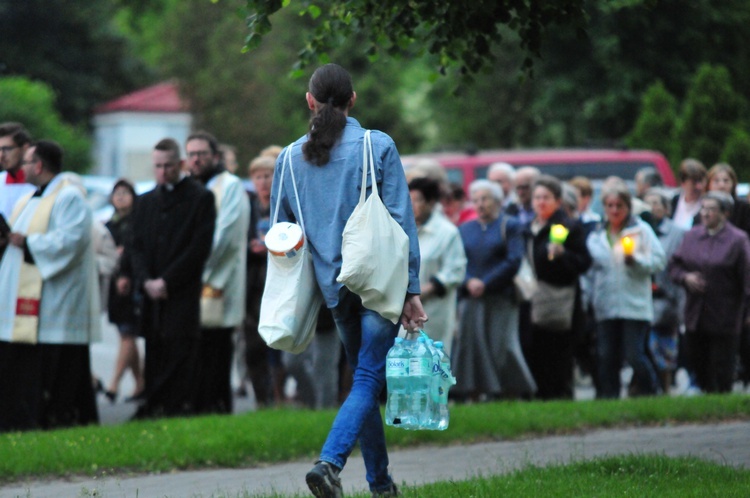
[270,63,426,497]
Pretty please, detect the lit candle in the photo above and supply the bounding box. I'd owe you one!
[549,224,569,244]
[621,236,635,256]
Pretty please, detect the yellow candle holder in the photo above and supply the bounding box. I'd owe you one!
[621,235,635,256]
[549,224,569,244]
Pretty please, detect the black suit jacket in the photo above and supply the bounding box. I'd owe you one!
[127,177,215,340]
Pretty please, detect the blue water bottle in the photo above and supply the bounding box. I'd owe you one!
[433,341,456,430]
[407,336,433,429]
[385,337,411,428]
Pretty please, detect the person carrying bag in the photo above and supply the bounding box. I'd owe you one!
[337,130,409,323]
[267,64,426,498]
[258,146,322,354]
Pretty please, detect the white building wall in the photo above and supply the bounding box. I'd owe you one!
[92,111,192,183]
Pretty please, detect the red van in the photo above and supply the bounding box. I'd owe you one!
[401,148,676,193]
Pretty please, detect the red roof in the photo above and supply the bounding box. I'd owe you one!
[94,82,188,114]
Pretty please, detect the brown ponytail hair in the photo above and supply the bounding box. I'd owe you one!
[303,64,353,166]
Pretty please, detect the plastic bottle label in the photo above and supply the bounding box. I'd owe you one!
[386,359,408,377]
[409,357,430,376]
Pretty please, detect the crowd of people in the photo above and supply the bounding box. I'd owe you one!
[406,157,750,403]
[2,63,750,497]
[0,120,353,432]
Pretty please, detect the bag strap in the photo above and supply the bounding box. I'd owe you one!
[358,130,377,205]
[272,145,306,234]
[499,215,508,252]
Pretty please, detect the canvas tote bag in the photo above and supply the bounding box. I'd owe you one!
[337,130,409,323]
[527,241,576,331]
[258,146,323,354]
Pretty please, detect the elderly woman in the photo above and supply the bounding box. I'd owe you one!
[697,163,750,387]
[669,191,750,393]
[453,179,536,401]
[409,176,467,354]
[587,179,666,399]
[643,188,687,394]
[524,175,592,400]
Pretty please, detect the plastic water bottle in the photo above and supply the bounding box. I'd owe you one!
[434,341,456,430]
[385,337,411,428]
[407,336,433,429]
[424,339,441,430]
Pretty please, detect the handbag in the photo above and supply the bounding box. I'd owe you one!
[499,215,536,302]
[513,256,538,302]
[200,285,224,327]
[336,130,409,323]
[530,281,576,331]
[525,241,576,331]
[258,146,323,354]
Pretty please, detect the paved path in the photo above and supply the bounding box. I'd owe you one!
[2,421,749,498]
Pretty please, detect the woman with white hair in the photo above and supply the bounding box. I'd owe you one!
[453,179,537,401]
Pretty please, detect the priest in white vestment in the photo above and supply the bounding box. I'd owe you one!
[0,140,100,432]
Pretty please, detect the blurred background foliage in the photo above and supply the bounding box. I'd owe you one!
[0,0,749,177]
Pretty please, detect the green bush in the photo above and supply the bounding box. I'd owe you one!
[0,76,91,173]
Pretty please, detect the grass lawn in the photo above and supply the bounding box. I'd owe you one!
[0,394,748,485]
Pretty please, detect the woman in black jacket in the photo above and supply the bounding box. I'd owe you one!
[104,179,144,402]
[523,175,592,400]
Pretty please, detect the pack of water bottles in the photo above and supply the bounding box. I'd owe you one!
[385,330,457,430]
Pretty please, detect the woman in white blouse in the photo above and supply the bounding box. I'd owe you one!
[408,176,467,353]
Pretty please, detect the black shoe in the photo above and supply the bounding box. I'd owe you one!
[306,461,343,498]
[94,378,105,394]
[104,390,117,404]
[372,483,399,497]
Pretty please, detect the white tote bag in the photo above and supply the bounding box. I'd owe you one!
[336,130,409,323]
[258,146,323,354]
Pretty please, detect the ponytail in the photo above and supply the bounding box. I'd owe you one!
[303,64,353,167]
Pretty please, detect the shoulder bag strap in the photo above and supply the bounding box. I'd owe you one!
[272,145,306,234]
[359,130,377,206]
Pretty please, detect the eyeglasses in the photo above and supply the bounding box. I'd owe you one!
[21,158,38,166]
[187,150,212,159]
[0,145,19,154]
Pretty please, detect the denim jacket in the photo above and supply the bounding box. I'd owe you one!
[271,117,420,308]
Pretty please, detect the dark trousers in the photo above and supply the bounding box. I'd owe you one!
[686,332,738,393]
[194,327,234,414]
[135,335,200,419]
[528,326,574,400]
[596,319,659,399]
[0,341,98,432]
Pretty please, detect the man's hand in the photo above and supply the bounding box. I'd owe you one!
[144,278,168,300]
[8,232,26,248]
[116,276,131,296]
[400,294,428,332]
[465,277,485,298]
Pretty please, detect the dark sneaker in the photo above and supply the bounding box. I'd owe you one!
[306,461,343,498]
[372,482,399,497]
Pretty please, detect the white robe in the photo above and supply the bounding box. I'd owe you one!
[0,171,35,219]
[203,172,250,328]
[417,211,467,354]
[0,175,100,344]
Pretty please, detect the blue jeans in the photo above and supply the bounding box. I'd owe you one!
[596,319,659,399]
[320,289,399,492]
